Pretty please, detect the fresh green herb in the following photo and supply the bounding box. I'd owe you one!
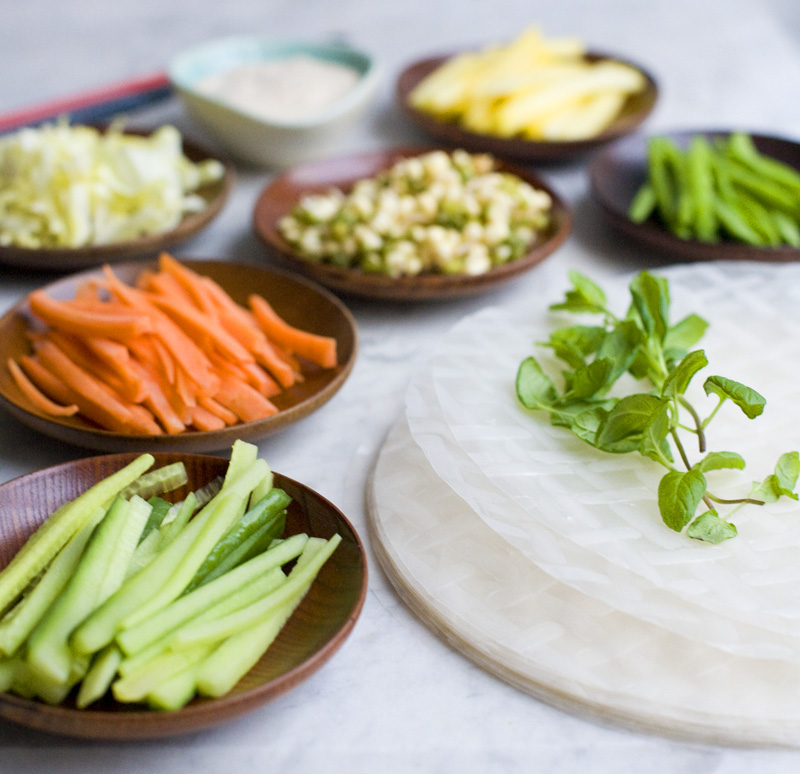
[516,269,799,542]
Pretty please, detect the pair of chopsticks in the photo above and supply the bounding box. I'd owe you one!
[0,72,173,134]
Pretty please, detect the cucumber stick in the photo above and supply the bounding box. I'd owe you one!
[76,645,122,709]
[117,533,308,656]
[71,458,269,655]
[171,535,341,649]
[0,453,154,616]
[0,512,99,658]
[26,495,151,684]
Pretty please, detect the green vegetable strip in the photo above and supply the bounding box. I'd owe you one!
[117,534,307,657]
[0,514,98,658]
[686,136,717,242]
[75,644,122,709]
[727,132,800,193]
[112,643,213,704]
[195,587,302,698]
[120,460,269,629]
[26,496,151,684]
[140,497,172,542]
[146,662,200,711]
[116,567,288,677]
[71,459,269,655]
[156,492,198,547]
[170,535,341,650]
[628,182,656,223]
[119,463,188,502]
[0,657,17,692]
[194,513,287,589]
[185,489,291,592]
[0,453,154,617]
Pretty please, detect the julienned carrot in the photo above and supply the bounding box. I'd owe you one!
[214,375,279,423]
[34,339,161,435]
[7,357,79,417]
[27,289,153,342]
[13,255,338,434]
[248,295,337,369]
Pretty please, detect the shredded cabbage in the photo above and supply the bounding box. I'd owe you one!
[0,121,224,248]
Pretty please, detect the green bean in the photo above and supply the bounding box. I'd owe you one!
[686,136,717,242]
[726,132,800,194]
[628,182,656,223]
[713,199,764,245]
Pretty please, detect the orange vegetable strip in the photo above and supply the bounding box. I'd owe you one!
[101,267,218,394]
[127,335,176,386]
[7,357,79,417]
[20,353,139,434]
[197,275,301,388]
[126,360,186,435]
[174,366,198,411]
[206,350,281,398]
[27,289,153,342]
[198,396,238,426]
[212,375,279,423]
[149,295,254,364]
[188,405,226,432]
[40,331,147,404]
[35,338,160,435]
[248,294,338,369]
[138,269,198,310]
[158,252,219,318]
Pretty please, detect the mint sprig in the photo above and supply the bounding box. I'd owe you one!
[516,270,798,543]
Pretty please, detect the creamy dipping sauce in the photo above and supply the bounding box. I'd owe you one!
[196,55,361,122]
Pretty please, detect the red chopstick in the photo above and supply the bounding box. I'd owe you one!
[0,72,173,134]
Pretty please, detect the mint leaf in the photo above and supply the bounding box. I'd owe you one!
[703,376,766,419]
[516,356,558,409]
[687,510,738,543]
[661,349,708,400]
[542,325,606,369]
[596,319,645,383]
[658,469,707,531]
[752,452,800,502]
[596,394,669,454]
[639,399,672,464]
[663,313,709,353]
[549,271,607,315]
[629,271,670,341]
[565,358,614,400]
[694,451,746,472]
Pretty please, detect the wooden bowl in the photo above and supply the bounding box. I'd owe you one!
[0,452,367,739]
[0,132,234,271]
[253,147,572,301]
[396,51,658,164]
[0,260,357,452]
[589,129,800,262]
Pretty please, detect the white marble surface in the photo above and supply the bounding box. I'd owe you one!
[2,0,800,771]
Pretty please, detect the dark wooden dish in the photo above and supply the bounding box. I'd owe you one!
[589,129,800,262]
[396,51,659,163]
[0,452,367,739]
[0,131,234,271]
[253,147,572,301]
[0,260,357,452]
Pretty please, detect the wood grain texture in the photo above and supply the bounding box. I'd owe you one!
[253,147,572,300]
[0,259,357,452]
[395,52,659,164]
[0,452,367,739]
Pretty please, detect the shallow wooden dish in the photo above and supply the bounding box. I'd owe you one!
[0,132,234,271]
[589,129,800,262]
[396,51,658,164]
[0,260,357,452]
[0,452,367,739]
[253,147,572,301]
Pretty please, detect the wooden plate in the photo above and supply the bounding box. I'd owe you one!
[252,147,572,300]
[0,260,357,452]
[0,132,234,271]
[0,452,367,739]
[396,52,658,163]
[589,129,800,262]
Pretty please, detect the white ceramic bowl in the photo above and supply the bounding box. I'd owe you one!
[169,37,380,168]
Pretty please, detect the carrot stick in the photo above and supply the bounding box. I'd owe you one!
[198,396,238,426]
[212,375,279,423]
[28,289,153,342]
[248,295,338,369]
[188,405,226,432]
[7,357,79,417]
[150,295,254,364]
[35,339,160,435]
[126,360,186,435]
[157,252,219,318]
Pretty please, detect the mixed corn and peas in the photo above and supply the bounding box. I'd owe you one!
[277,150,553,277]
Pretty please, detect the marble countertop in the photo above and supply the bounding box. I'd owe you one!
[2,0,800,771]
